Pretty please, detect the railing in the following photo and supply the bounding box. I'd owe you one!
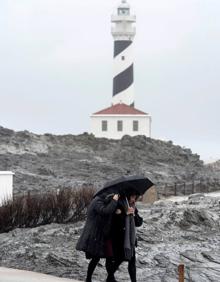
[111,15,136,22]
[157,179,220,199]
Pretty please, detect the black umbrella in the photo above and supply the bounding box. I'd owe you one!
[94,175,154,198]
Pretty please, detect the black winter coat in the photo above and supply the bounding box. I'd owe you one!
[110,203,143,260]
[76,196,118,258]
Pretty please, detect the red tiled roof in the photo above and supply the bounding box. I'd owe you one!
[93,103,148,115]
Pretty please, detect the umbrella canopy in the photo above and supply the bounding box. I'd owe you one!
[94,175,154,198]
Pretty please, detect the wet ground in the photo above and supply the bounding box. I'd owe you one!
[1,192,220,281]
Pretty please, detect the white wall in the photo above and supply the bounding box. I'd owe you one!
[91,114,151,139]
[0,172,14,205]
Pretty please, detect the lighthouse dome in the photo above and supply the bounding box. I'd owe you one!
[118,0,130,9]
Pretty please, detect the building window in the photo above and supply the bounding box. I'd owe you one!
[117,120,123,131]
[133,120,139,131]
[121,56,125,61]
[102,120,108,131]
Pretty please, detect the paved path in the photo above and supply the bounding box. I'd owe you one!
[0,268,81,282]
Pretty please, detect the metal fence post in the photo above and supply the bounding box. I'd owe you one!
[178,264,184,282]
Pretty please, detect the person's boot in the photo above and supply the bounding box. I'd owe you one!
[85,278,92,282]
[106,275,118,282]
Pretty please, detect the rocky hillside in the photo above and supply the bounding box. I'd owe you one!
[1,193,220,281]
[206,160,220,171]
[0,126,218,195]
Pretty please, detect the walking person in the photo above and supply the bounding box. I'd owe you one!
[106,189,143,282]
[76,193,119,282]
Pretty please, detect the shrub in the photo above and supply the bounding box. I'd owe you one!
[0,186,96,233]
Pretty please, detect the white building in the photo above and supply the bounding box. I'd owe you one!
[0,171,14,205]
[91,103,151,139]
[91,0,152,139]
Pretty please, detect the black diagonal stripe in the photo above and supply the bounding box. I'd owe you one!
[113,64,134,96]
[114,40,132,57]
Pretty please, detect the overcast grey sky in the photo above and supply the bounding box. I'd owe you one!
[0,0,220,162]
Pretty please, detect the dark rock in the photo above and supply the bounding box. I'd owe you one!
[179,209,217,229]
[188,193,205,200]
[0,125,218,196]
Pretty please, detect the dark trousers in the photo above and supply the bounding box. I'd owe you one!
[106,254,137,282]
[86,257,117,282]
[86,257,100,282]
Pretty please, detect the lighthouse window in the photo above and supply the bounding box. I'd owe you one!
[102,120,108,131]
[117,120,123,131]
[121,56,125,61]
[118,8,129,15]
[133,120,139,131]
[118,9,123,15]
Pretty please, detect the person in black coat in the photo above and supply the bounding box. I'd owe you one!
[106,190,143,282]
[76,193,119,282]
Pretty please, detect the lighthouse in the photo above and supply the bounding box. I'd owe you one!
[91,1,152,139]
[112,0,136,107]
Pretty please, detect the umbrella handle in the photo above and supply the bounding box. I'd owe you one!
[126,197,130,209]
[126,197,136,216]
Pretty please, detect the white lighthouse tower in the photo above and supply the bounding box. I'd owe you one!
[112,0,136,107]
[91,0,152,139]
